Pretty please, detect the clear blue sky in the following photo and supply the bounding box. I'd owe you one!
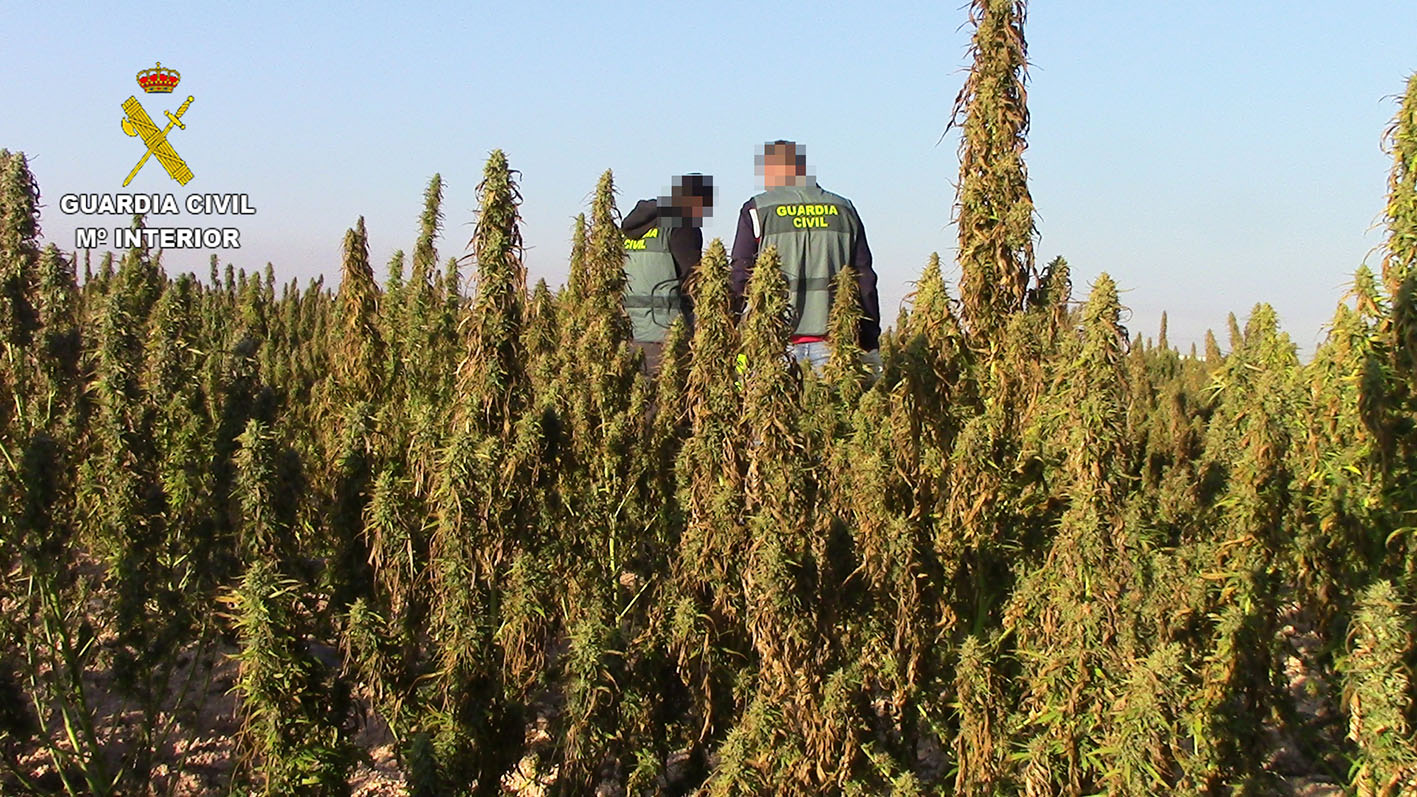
[3,1,1413,354]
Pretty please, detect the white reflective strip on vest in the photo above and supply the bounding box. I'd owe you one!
[749,206,761,239]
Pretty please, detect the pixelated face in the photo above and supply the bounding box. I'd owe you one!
[661,174,714,227]
[755,141,807,188]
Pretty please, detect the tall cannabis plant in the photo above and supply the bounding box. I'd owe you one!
[949,0,1036,339]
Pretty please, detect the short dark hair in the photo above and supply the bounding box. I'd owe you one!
[763,140,806,172]
[672,173,714,205]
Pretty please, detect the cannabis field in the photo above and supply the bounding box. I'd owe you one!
[3,3,1417,796]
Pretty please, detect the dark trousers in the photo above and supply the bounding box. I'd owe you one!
[631,340,663,374]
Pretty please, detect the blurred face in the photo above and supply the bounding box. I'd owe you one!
[667,175,713,226]
[679,193,708,218]
[755,142,805,188]
[764,158,796,188]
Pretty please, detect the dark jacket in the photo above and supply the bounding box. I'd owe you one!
[622,198,703,329]
[728,186,881,350]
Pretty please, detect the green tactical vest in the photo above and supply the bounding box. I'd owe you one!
[622,215,686,344]
[752,182,860,338]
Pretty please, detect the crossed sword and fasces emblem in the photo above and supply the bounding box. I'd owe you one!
[120,94,194,186]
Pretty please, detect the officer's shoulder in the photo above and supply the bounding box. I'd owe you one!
[621,198,662,233]
[816,184,854,205]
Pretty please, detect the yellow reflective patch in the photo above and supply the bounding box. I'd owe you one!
[774,204,841,217]
[624,226,659,250]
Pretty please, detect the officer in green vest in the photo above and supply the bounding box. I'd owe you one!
[621,173,713,371]
[729,140,881,371]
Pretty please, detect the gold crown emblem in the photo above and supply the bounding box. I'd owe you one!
[136,62,180,94]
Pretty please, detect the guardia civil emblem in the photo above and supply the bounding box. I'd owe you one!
[120,62,194,186]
